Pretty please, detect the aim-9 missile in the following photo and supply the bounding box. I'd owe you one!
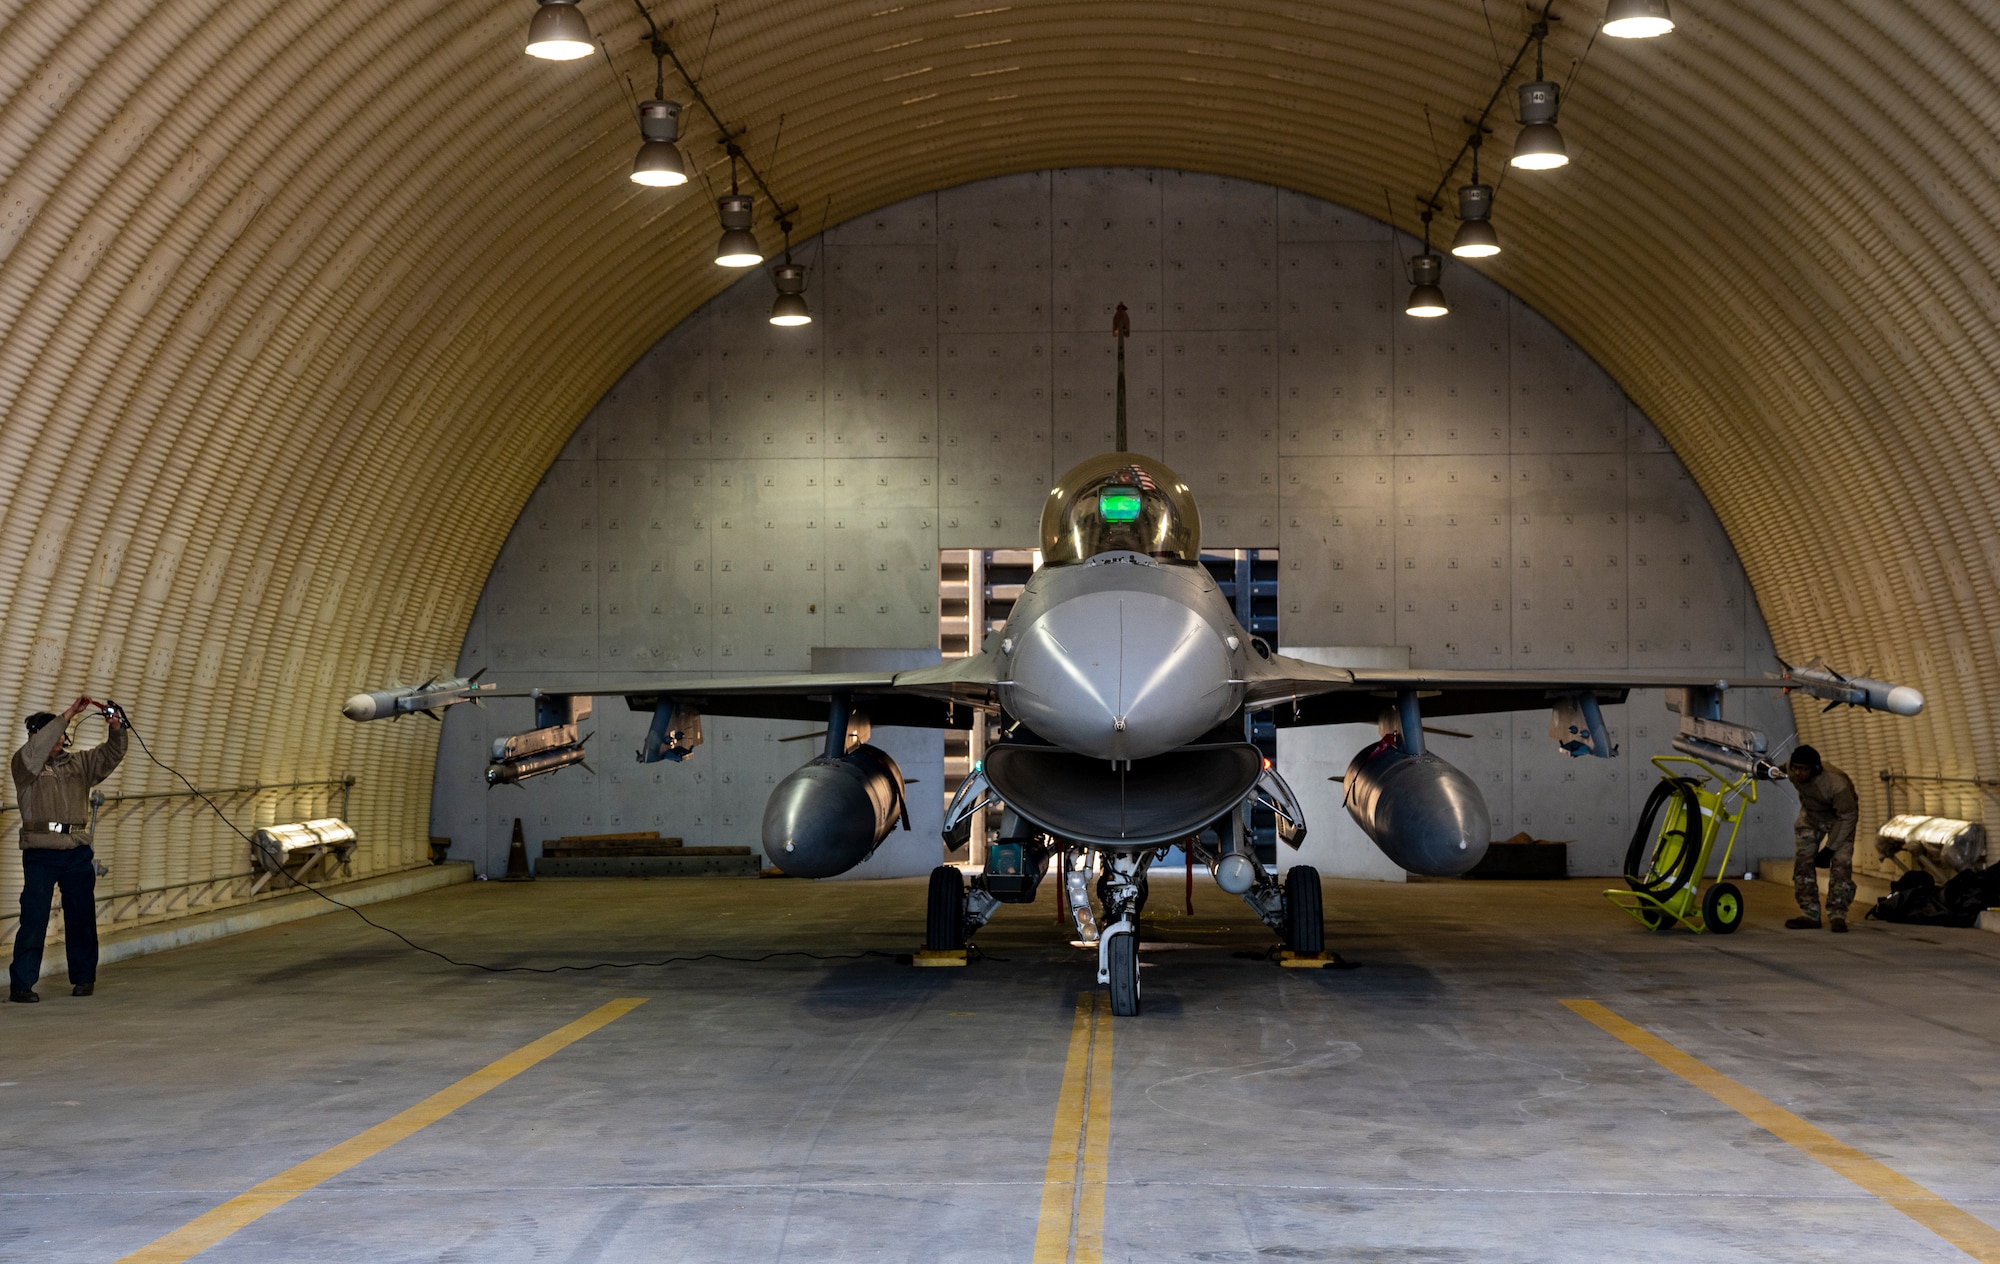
[1775,658,1925,716]
[343,669,494,722]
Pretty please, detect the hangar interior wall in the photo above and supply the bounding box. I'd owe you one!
[434,169,1798,878]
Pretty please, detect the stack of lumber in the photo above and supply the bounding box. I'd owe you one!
[533,831,760,878]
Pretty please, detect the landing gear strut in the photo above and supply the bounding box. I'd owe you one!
[1095,851,1150,1016]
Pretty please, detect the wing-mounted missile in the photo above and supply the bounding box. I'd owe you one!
[486,693,594,786]
[1775,657,1925,716]
[1671,715,1786,780]
[343,669,493,722]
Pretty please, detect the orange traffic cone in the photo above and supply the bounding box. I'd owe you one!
[499,818,535,882]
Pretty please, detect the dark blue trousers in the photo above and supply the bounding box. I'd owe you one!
[9,846,97,993]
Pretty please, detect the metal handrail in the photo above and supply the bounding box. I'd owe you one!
[0,776,354,816]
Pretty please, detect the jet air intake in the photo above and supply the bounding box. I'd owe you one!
[762,745,911,879]
[1343,736,1490,877]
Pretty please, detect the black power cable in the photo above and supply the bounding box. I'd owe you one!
[109,706,896,975]
[1623,776,1704,900]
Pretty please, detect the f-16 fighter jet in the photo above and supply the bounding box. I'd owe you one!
[347,451,1921,1015]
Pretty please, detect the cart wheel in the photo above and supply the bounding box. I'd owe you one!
[1701,882,1744,935]
[1639,902,1677,932]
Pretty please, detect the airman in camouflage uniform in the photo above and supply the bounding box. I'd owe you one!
[1786,745,1858,933]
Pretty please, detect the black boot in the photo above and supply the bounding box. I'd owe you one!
[71,983,93,996]
[1784,915,1823,930]
[7,989,39,1003]
[1829,917,1848,934]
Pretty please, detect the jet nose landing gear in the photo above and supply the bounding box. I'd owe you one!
[1095,852,1148,1016]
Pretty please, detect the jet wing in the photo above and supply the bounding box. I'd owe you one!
[471,653,1004,728]
[1245,654,1924,726]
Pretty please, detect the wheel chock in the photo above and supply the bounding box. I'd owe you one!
[911,947,968,967]
[1276,950,1343,969]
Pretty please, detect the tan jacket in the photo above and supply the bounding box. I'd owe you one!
[11,721,126,850]
[1795,764,1858,852]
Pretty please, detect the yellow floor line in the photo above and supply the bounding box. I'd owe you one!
[1564,999,2000,1264]
[118,997,649,1264]
[1033,992,1112,1264]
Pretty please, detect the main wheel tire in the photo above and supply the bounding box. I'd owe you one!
[1284,865,1324,954]
[1106,929,1140,1016]
[926,865,965,951]
[1702,881,1744,935]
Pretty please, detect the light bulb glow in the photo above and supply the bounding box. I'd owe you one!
[1604,15,1673,36]
[1603,0,1675,38]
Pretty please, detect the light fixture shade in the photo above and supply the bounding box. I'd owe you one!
[1406,284,1449,318]
[526,0,593,60]
[631,141,687,186]
[1405,253,1448,317]
[1510,123,1569,170]
[770,293,813,326]
[1451,218,1501,259]
[771,260,812,322]
[1603,0,1675,38]
[716,228,763,267]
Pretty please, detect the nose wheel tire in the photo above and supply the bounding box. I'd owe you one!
[926,865,966,951]
[1106,928,1140,1016]
[1701,881,1744,935]
[1284,865,1324,954]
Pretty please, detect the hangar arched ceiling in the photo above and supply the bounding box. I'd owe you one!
[0,0,1993,889]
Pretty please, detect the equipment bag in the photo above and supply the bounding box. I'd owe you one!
[1866,867,1998,928]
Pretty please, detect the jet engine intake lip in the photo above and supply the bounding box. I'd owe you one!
[983,740,1263,847]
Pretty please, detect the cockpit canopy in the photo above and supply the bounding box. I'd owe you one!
[1040,453,1202,565]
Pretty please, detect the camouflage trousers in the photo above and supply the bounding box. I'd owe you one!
[1794,826,1855,920]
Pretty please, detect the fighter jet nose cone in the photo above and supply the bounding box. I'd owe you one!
[1003,588,1241,760]
[1887,686,1925,716]
[342,694,377,722]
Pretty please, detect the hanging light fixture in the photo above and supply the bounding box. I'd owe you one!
[716,196,763,267]
[1603,0,1675,38]
[630,74,687,188]
[770,265,811,326]
[1451,137,1501,259]
[1511,82,1568,170]
[1406,211,1449,318]
[525,0,593,60]
[769,219,811,325]
[1511,34,1570,171]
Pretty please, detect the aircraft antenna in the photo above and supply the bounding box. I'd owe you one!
[1112,301,1131,452]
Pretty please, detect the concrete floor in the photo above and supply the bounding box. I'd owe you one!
[2,872,1998,1263]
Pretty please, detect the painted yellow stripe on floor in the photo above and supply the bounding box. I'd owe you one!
[1565,999,2000,1263]
[118,997,649,1264]
[1033,992,1112,1264]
